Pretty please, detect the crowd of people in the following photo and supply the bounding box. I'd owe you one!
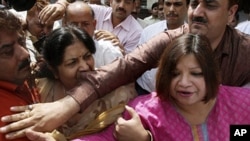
[0,0,250,141]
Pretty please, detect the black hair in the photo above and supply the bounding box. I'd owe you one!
[41,26,96,79]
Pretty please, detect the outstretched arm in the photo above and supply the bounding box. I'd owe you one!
[0,25,188,139]
[73,25,188,109]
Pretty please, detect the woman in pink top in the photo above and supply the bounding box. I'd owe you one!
[27,33,250,141]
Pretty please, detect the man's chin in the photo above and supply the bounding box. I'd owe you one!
[19,67,32,78]
[190,28,207,36]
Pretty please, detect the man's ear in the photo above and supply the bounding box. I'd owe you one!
[93,19,97,29]
[228,4,238,23]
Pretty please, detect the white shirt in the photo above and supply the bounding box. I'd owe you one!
[138,20,167,44]
[91,4,143,54]
[143,15,161,25]
[93,39,123,68]
[137,18,149,28]
[10,9,61,63]
[136,20,167,92]
[236,20,250,35]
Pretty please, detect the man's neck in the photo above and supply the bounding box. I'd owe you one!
[111,14,125,27]
[167,22,185,30]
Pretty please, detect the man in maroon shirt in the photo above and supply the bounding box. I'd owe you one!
[0,9,40,141]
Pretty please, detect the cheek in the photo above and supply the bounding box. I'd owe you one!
[195,78,206,91]
[170,78,178,89]
[58,69,77,86]
[88,58,95,70]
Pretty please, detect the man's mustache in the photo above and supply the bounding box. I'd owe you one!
[18,58,30,71]
[166,12,178,17]
[192,16,208,24]
[116,8,126,13]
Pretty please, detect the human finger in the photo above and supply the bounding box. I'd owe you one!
[1,110,32,123]
[1,105,34,123]
[124,105,138,118]
[9,104,34,112]
[102,36,116,41]
[110,39,120,46]
[0,111,35,131]
[95,34,104,40]
[39,6,54,24]
[45,8,61,24]
[43,8,57,24]
[26,129,55,141]
[1,118,35,139]
[116,116,126,125]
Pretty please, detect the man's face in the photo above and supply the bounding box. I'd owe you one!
[131,0,141,18]
[188,0,238,46]
[27,10,54,39]
[158,4,165,20]
[164,0,188,29]
[111,0,135,21]
[152,6,159,17]
[0,31,31,85]
[65,4,96,37]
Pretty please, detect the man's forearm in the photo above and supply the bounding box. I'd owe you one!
[70,25,188,112]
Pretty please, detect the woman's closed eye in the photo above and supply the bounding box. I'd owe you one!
[191,72,203,77]
[66,59,77,66]
[83,52,92,60]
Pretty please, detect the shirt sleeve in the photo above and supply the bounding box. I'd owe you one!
[69,24,188,112]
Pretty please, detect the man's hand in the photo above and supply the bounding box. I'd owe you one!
[26,129,55,141]
[95,30,125,55]
[0,95,79,140]
[38,0,68,24]
[114,106,150,141]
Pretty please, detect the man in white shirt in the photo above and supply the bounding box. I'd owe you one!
[136,0,189,94]
[10,0,60,64]
[131,0,149,28]
[89,0,142,54]
[143,2,161,25]
[63,1,123,68]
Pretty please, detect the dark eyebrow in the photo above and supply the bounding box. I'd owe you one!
[0,42,14,51]
[205,0,217,3]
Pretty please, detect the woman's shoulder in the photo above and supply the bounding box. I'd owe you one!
[128,92,169,113]
[215,85,250,123]
[218,85,250,110]
[219,85,250,97]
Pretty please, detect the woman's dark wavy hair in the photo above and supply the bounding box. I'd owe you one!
[41,26,96,79]
[156,33,221,103]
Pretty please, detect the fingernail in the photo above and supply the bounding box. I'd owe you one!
[0,127,7,133]
[5,134,12,139]
[1,116,8,122]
